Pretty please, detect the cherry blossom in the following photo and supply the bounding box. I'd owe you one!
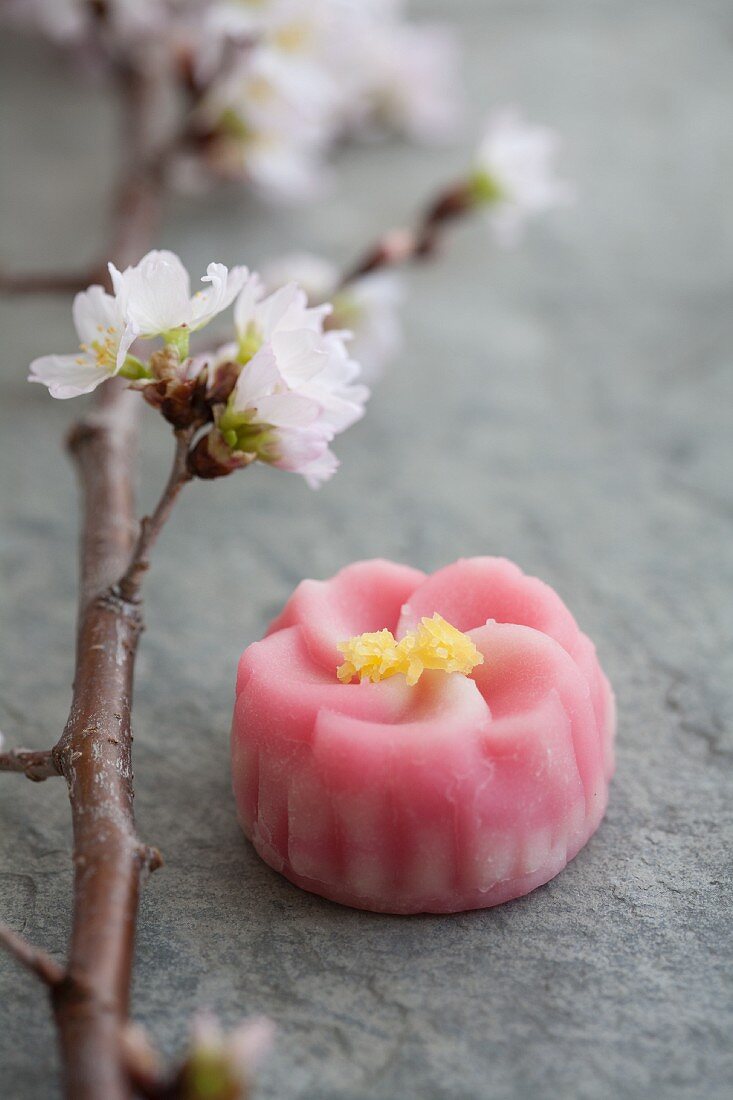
[201,276,368,486]
[263,253,403,381]
[109,250,249,344]
[29,285,135,398]
[473,107,575,245]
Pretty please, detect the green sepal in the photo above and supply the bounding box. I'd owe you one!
[119,355,151,381]
[468,169,506,206]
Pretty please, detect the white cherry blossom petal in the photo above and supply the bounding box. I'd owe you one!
[476,108,575,246]
[110,250,191,336]
[190,262,250,330]
[110,250,245,337]
[29,354,112,399]
[298,448,340,489]
[211,263,369,486]
[255,392,321,429]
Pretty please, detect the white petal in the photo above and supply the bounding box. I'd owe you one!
[270,328,328,386]
[114,322,137,371]
[29,354,111,399]
[232,345,281,411]
[255,392,321,428]
[233,272,266,335]
[190,263,250,330]
[272,426,332,471]
[300,302,332,331]
[112,249,192,336]
[255,283,307,340]
[299,448,340,488]
[72,285,122,346]
[476,107,573,244]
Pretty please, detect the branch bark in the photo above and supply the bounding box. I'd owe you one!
[339,182,474,287]
[0,38,264,1100]
[30,382,181,1096]
[9,61,168,1100]
[0,924,65,988]
[50,380,145,1100]
[0,270,97,296]
[0,748,60,781]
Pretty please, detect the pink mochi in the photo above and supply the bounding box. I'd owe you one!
[232,558,616,914]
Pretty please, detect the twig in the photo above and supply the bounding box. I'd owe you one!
[0,270,97,296]
[0,924,65,988]
[339,181,474,287]
[0,748,60,781]
[117,427,194,604]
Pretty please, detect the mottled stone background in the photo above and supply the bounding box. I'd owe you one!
[1,2,731,1097]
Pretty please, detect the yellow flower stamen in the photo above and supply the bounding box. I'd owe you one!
[79,328,118,371]
[273,21,312,53]
[336,614,483,686]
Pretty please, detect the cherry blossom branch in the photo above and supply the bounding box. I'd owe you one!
[0,60,175,1100]
[0,747,60,781]
[49,384,145,1100]
[339,181,474,287]
[0,270,97,296]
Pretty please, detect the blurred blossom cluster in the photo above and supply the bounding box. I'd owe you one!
[27,107,574,452]
[14,3,575,480]
[29,250,370,488]
[262,254,403,383]
[5,0,462,202]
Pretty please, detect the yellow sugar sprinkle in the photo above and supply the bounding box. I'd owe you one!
[336,614,483,686]
[336,629,407,685]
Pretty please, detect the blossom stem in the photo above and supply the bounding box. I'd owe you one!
[339,180,474,287]
[117,427,194,604]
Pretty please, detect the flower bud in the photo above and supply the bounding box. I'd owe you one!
[188,428,255,480]
[206,359,240,406]
[142,347,210,429]
[181,1013,274,1100]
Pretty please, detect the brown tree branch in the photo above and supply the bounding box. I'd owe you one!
[19,62,168,1100]
[0,923,65,988]
[49,384,144,1100]
[339,181,475,288]
[0,270,97,296]
[1,39,271,1100]
[117,427,194,604]
[0,747,61,781]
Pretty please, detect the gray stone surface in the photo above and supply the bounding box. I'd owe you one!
[1,2,732,1097]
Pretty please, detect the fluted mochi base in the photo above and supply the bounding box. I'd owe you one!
[232,558,615,915]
